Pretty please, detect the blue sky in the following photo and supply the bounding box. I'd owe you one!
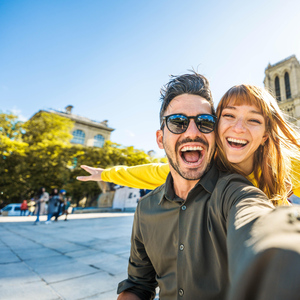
[1,0,300,157]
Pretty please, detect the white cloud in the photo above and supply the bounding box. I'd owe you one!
[10,107,28,122]
[125,129,135,137]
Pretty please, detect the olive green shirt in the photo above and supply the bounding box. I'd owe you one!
[117,164,275,299]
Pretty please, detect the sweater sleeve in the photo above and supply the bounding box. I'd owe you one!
[291,158,300,197]
[101,163,170,190]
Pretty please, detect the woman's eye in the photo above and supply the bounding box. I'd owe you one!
[222,113,234,118]
[249,119,262,124]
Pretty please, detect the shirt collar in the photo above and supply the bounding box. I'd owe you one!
[159,162,219,205]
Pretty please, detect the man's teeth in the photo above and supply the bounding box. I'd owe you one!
[227,138,247,145]
[181,146,203,152]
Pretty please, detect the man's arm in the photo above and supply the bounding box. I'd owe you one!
[117,202,157,299]
[225,181,300,299]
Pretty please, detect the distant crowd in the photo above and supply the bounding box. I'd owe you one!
[19,187,72,224]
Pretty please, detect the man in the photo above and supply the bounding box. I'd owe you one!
[78,72,300,299]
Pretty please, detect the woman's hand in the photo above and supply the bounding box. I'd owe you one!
[76,165,104,182]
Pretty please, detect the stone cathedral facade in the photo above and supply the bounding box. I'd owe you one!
[264,55,300,127]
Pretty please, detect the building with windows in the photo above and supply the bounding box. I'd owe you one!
[264,55,300,126]
[47,105,114,147]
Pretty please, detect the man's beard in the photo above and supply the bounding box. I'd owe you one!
[164,137,214,181]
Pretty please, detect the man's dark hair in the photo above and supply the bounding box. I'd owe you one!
[159,71,215,125]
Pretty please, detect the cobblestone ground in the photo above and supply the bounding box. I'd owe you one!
[0,213,135,300]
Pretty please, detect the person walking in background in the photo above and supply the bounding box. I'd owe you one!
[34,187,49,225]
[20,199,28,216]
[45,188,60,224]
[62,196,71,221]
[54,189,66,221]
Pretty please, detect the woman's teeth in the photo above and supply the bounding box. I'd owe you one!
[227,138,247,145]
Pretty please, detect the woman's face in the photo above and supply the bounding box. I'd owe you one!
[218,101,268,175]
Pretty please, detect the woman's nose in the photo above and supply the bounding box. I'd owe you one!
[233,118,246,132]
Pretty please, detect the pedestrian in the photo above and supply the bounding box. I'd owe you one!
[79,72,300,299]
[54,189,66,221]
[62,196,71,221]
[34,187,49,225]
[20,199,28,216]
[45,188,60,224]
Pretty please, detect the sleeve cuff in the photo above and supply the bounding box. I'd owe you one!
[117,279,156,300]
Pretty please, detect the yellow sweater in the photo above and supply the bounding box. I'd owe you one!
[101,162,300,197]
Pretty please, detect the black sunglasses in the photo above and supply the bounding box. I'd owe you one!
[162,114,217,134]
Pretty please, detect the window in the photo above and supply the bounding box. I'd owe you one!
[284,72,291,99]
[275,76,281,101]
[94,134,105,147]
[3,206,12,211]
[71,130,85,145]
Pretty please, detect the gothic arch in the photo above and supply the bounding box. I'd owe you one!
[284,71,291,99]
[274,75,281,101]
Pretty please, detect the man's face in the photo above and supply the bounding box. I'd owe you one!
[156,94,216,181]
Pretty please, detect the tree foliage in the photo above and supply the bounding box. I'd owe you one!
[0,112,162,206]
[23,111,74,146]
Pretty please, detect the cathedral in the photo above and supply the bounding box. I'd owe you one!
[264,55,300,127]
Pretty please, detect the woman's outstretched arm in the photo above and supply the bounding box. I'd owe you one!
[77,163,170,190]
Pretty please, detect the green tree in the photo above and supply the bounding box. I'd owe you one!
[1,111,161,205]
[23,111,73,145]
[0,112,29,202]
[0,112,24,141]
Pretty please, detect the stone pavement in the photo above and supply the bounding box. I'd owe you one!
[0,212,135,300]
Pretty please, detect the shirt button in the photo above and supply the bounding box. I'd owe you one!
[179,244,184,251]
[181,205,186,211]
[179,288,184,296]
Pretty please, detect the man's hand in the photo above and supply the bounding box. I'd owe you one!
[117,291,141,300]
[76,165,104,182]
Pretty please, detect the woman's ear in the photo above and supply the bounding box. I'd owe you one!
[156,130,164,149]
[262,132,269,146]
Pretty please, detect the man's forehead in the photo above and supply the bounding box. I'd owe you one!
[164,94,212,115]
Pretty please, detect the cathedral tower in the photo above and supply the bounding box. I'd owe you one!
[264,55,300,127]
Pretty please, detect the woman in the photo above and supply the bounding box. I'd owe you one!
[77,85,300,205]
[34,187,49,224]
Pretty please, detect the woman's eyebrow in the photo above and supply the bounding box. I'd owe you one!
[224,106,263,115]
[224,106,236,110]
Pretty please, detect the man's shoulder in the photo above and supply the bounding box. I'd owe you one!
[212,171,269,208]
[211,170,266,203]
[216,171,254,189]
[138,184,165,207]
[140,184,165,199]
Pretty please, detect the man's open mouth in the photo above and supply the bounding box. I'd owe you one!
[226,137,248,148]
[180,146,204,164]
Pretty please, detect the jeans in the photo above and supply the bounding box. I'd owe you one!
[46,213,53,221]
[20,210,27,216]
[35,203,40,222]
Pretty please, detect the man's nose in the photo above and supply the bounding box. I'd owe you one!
[184,119,201,137]
[233,118,246,132]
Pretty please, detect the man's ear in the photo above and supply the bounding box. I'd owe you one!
[156,129,164,149]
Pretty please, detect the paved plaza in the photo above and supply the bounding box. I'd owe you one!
[0,212,135,300]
